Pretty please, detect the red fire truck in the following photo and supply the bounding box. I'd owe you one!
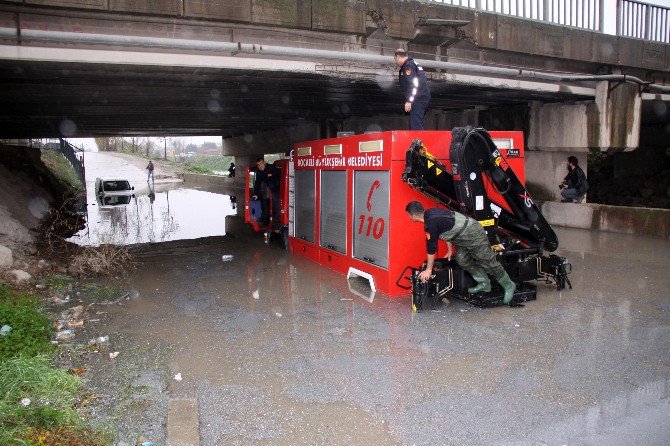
[245,127,570,309]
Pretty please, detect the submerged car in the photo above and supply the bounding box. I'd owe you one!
[94,177,134,207]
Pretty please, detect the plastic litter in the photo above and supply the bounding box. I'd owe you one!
[221,254,234,262]
[88,335,109,345]
[51,296,70,304]
[141,442,153,446]
[20,398,31,407]
[0,325,11,336]
[275,312,283,318]
[56,329,75,340]
[174,373,182,381]
[109,351,120,359]
[252,290,260,300]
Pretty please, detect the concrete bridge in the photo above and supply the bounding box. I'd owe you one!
[0,0,669,199]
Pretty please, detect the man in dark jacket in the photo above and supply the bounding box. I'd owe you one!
[560,156,588,203]
[252,158,281,228]
[394,48,431,130]
[406,201,517,305]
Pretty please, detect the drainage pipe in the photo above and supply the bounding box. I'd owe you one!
[1,27,669,93]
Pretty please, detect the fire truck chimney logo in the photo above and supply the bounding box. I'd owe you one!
[367,180,381,212]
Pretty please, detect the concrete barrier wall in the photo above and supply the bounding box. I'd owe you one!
[182,172,245,193]
[540,201,670,239]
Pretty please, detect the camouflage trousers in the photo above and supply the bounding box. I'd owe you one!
[438,212,506,281]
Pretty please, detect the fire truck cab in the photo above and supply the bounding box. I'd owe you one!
[244,158,291,247]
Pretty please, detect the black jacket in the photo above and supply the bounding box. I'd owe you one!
[563,165,588,195]
[398,58,431,104]
[253,163,281,196]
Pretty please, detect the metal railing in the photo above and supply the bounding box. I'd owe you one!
[428,0,670,43]
[617,0,670,43]
[427,0,605,31]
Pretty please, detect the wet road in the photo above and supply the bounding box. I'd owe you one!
[103,216,670,445]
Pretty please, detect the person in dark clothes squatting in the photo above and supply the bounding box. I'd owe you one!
[251,158,281,230]
[394,48,431,130]
[406,201,517,305]
[559,155,588,203]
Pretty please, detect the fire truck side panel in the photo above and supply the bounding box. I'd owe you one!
[289,130,526,296]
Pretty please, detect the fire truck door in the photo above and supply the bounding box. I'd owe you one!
[353,171,389,269]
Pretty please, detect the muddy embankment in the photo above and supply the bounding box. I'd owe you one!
[0,145,79,280]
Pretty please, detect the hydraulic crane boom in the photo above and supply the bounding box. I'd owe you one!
[400,126,570,310]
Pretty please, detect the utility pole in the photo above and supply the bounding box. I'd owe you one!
[164,137,167,160]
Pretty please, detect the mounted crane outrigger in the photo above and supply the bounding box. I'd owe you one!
[401,126,571,309]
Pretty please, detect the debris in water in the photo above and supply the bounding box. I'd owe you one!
[174,373,182,381]
[109,351,120,359]
[275,312,283,318]
[222,254,234,262]
[252,290,260,300]
[340,298,353,301]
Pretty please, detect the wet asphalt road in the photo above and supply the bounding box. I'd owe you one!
[104,217,670,446]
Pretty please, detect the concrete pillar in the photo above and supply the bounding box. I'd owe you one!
[527,101,590,201]
[222,122,320,157]
[589,81,641,152]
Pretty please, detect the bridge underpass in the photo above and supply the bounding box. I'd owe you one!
[0,0,668,201]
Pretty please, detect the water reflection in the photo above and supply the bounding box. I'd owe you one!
[68,188,236,246]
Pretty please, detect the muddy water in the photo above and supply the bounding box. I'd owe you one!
[68,152,236,246]
[102,223,670,445]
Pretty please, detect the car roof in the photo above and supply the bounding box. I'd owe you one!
[96,177,131,182]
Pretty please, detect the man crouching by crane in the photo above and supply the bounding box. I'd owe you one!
[405,201,516,305]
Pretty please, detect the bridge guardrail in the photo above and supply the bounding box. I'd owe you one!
[428,0,669,43]
[617,0,669,43]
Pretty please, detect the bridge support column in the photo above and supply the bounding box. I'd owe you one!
[526,81,642,202]
[527,101,590,201]
[589,80,642,153]
[221,122,320,159]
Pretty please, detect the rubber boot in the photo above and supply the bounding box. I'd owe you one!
[467,271,491,294]
[497,273,516,304]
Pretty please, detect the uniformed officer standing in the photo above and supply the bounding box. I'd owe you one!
[405,201,517,305]
[394,48,431,130]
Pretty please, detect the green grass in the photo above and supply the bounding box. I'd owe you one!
[0,355,99,444]
[186,154,234,172]
[184,164,216,175]
[0,286,54,361]
[40,150,84,194]
[0,284,112,445]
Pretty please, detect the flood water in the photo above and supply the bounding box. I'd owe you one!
[70,153,670,445]
[68,152,236,246]
[108,223,670,445]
